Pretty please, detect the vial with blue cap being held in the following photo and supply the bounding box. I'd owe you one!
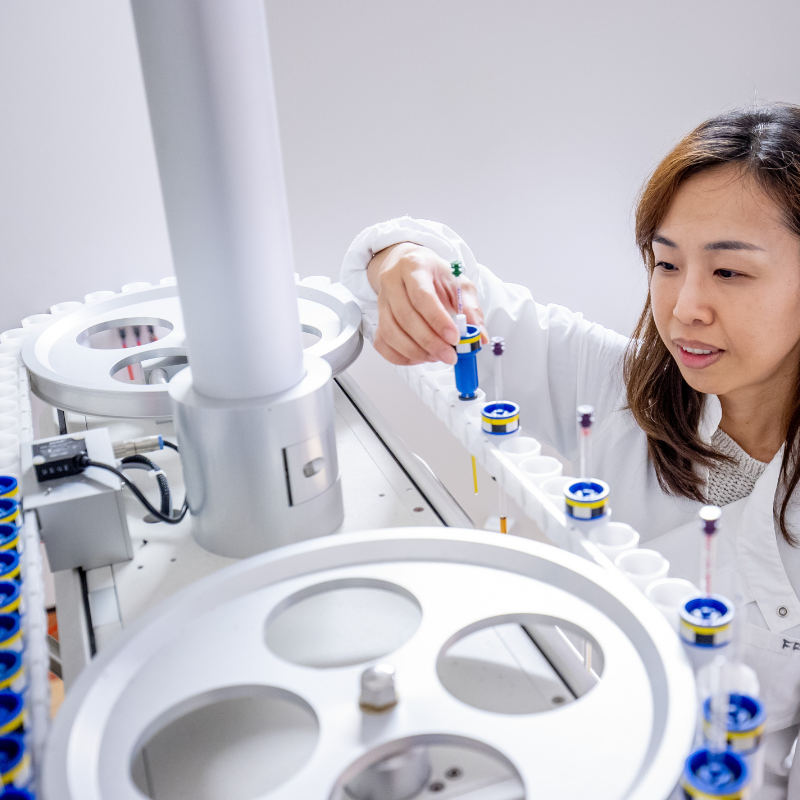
[450,263,482,401]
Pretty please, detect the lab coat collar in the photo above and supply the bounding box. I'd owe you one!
[699,394,722,444]
[737,446,800,633]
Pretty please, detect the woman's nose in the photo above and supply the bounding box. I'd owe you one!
[672,273,713,326]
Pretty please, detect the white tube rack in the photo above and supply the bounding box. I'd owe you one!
[395,362,603,554]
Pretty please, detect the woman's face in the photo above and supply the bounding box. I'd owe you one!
[650,165,800,402]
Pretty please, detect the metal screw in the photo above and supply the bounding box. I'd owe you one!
[445,767,462,779]
[359,664,397,711]
[429,782,445,793]
[552,695,566,705]
[414,507,424,513]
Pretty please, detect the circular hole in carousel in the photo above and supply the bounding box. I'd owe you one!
[130,685,318,800]
[302,324,323,348]
[437,614,603,714]
[77,317,173,350]
[264,578,422,668]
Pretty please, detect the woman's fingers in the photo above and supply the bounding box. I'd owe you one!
[373,332,421,366]
[375,300,436,364]
[461,279,488,342]
[404,268,460,347]
[390,281,457,364]
[378,259,458,364]
[370,244,487,365]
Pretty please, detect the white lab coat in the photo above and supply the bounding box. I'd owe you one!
[341,216,800,798]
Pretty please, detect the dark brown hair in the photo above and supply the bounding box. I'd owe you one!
[625,103,800,543]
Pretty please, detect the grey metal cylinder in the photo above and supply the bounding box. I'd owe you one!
[130,0,305,401]
[344,747,431,800]
[169,354,343,557]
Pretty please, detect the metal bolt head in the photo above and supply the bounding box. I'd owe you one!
[360,663,397,711]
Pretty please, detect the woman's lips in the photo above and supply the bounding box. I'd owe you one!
[675,344,724,369]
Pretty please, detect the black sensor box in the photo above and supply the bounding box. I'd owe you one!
[31,437,88,482]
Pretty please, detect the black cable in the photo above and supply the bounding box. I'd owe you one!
[162,440,179,452]
[81,457,188,524]
[57,409,68,436]
[120,455,171,517]
[77,567,97,657]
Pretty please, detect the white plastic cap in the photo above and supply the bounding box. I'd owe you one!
[84,291,116,304]
[121,282,152,294]
[49,302,82,316]
[21,314,52,329]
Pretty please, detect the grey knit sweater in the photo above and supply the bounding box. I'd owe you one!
[706,429,768,507]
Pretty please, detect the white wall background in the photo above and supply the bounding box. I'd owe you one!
[1,0,799,528]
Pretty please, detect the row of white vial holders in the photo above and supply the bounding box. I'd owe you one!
[396,360,702,630]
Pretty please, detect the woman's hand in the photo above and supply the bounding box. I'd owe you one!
[367,243,487,365]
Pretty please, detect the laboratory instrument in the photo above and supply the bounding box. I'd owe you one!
[42,528,697,800]
[0,0,769,796]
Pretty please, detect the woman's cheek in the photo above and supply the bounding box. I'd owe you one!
[649,281,671,335]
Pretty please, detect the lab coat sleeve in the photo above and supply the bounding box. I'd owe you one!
[340,216,480,343]
[340,217,631,463]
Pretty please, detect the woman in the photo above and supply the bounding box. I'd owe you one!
[340,104,800,797]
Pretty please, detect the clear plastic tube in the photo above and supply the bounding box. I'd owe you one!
[491,337,505,401]
[699,506,722,597]
[707,655,729,766]
[451,261,464,315]
[492,336,508,532]
[451,262,468,337]
[577,405,594,480]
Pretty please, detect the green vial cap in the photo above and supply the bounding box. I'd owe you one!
[451,261,464,277]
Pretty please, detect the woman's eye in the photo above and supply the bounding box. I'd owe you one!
[655,261,676,271]
[715,269,739,279]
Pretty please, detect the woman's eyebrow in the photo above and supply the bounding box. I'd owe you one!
[652,234,765,252]
[704,240,765,252]
[653,234,677,247]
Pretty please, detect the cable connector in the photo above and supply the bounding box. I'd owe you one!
[113,435,163,460]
